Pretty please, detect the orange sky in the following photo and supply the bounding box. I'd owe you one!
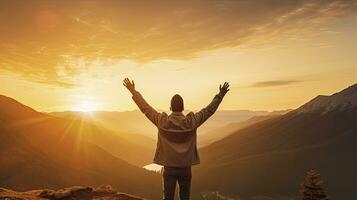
[1,1,357,112]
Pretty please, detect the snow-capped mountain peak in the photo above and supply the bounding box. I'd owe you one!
[296,83,357,113]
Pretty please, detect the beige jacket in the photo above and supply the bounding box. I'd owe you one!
[132,91,224,167]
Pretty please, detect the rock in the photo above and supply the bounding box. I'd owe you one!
[53,186,93,199]
[39,189,55,198]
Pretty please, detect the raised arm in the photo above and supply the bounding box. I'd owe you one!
[123,78,162,126]
[193,82,230,128]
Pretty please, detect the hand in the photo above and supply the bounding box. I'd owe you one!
[123,78,136,94]
[219,82,230,97]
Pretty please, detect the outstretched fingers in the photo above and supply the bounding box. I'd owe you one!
[223,82,229,89]
[123,78,136,93]
[123,78,131,89]
[123,78,131,86]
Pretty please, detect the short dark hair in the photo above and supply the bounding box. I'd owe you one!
[171,94,184,112]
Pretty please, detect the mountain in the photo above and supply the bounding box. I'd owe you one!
[0,95,160,199]
[0,95,43,122]
[193,84,357,200]
[198,114,285,147]
[296,83,357,113]
[0,185,144,200]
[197,110,274,135]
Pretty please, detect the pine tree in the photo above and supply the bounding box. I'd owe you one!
[300,169,329,200]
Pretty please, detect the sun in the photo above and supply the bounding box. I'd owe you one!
[71,102,101,112]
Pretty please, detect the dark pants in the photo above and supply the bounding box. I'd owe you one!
[163,166,192,200]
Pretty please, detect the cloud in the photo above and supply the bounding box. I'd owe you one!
[0,0,357,86]
[250,80,301,88]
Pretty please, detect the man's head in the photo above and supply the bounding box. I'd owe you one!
[170,94,184,112]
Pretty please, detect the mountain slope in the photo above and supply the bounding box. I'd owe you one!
[297,84,357,113]
[194,84,357,200]
[0,95,160,199]
[198,114,282,147]
[47,111,156,166]
[0,95,42,121]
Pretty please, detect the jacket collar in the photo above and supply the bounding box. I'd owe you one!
[171,112,184,116]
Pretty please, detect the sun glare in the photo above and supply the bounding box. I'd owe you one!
[71,102,101,112]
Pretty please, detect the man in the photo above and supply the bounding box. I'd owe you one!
[123,78,229,200]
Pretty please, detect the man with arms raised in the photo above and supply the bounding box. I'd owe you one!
[123,78,229,200]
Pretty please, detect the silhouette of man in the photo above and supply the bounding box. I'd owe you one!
[123,78,229,200]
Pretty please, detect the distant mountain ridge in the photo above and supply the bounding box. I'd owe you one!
[49,109,291,144]
[198,114,283,147]
[296,83,357,113]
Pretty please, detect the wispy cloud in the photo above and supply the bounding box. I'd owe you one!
[0,0,357,86]
[250,80,301,88]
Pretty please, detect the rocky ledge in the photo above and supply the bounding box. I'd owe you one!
[0,185,145,200]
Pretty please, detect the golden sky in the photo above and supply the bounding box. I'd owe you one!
[1,0,357,112]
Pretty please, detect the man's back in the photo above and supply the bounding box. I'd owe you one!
[132,90,225,167]
[155,112,199,167]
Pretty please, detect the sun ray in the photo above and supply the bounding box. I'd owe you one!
[71,102,101,112]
